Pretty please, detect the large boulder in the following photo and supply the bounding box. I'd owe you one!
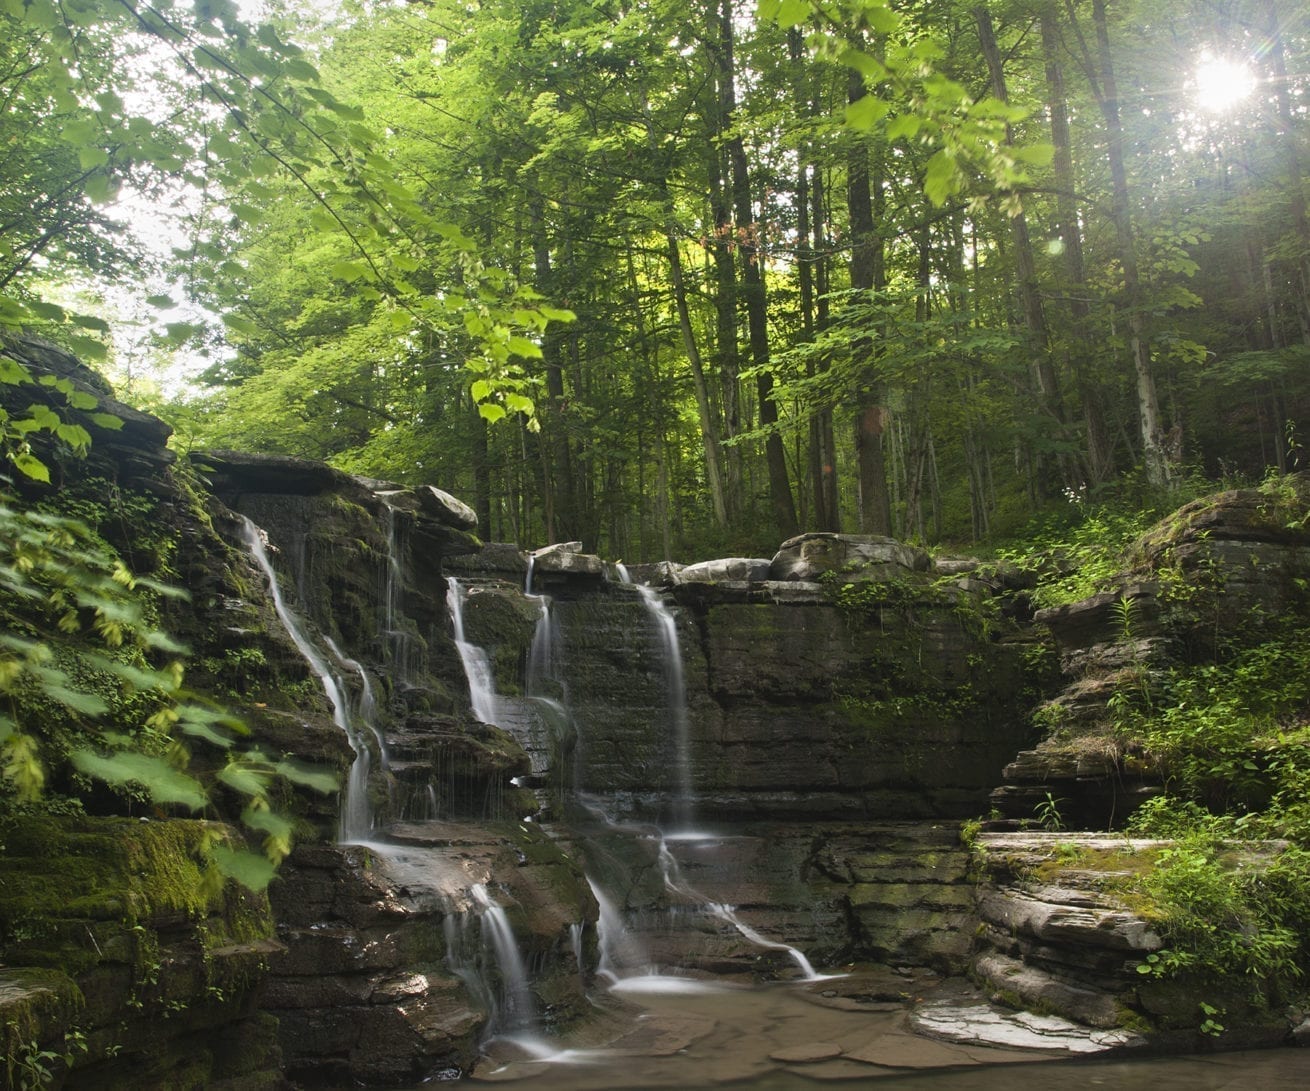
[770,533,930,582]
[1,334,176,495]
[678,557,772,583]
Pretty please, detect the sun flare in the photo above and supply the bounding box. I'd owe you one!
[1193,53,1256,113]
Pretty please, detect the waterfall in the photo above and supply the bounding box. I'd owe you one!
[655,838,823,981]
[379,501,419,685]
[324,636,393,835]
[238,516,373,843]
[441,561,827,1005]
[446,577,500,725]
[438,883,553,1056]
[469,883,540,1036]
[589,877,651,983]
[525,594,555,699]
[616,565,694,832]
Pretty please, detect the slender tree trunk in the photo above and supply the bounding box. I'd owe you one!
[813,171,841,528]
[975,5,1067,496]
[1088,0,1171,486]
[1263,0,1310,341]
[637,90,730,527]
[720,0,797,539]
[470,406,491,535]
[707,143,744,517]
[528,192,580,539]
[1041,8,1113,484]
[791,27,839,532]
[847,68,893,536]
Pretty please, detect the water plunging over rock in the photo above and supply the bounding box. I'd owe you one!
[13,346,1310,1087]
[239,514,376,842]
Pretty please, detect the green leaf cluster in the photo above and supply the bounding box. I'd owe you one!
[0,479,335,891]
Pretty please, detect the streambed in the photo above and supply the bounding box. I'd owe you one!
[382,974,1310,1088]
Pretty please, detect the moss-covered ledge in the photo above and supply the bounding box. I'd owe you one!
[971,832,1307,1050]
[0,815,284,1089]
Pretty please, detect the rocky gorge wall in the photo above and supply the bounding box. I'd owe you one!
[5,335,1310,1086]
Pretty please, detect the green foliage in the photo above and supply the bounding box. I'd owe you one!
[1116,626,1310,831]
[0,484,334,890]
[1034,792,1066,832]
[996,502,1156,608]
[1129,832,1310,999]
[759,0,1052,206]
[0,0,568,422]
[0,353,124,484]
[8,1027,86,1091]
[1114,612,1310,1001]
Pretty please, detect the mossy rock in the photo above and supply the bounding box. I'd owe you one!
[0,816,278,1085]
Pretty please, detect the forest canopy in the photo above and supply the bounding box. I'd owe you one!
[2,0,1308,560]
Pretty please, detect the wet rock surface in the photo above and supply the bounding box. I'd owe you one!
[10,358,1310,1086]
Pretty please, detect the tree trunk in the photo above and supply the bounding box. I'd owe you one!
[1041,8,1113,484]
[641,90,730,528]
[707,141,744,518]
[1089,0,1171,486]
[791,27,839,532]
[528,192,580,539]
[847,68,893,535]
[1263,0,1310,341]
[720,0,797,539]
[975,4,1066,488]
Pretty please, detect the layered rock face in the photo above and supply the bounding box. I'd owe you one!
[197,451,595,1086]
[10,336,1310,1083]
[988,482,1310,828]
[451,533,1040,825]
[0,818,283,1090]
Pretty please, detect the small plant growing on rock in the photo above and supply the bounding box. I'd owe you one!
[1035,792,1066,831]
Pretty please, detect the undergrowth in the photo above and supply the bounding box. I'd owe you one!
[996,472,1310,1008]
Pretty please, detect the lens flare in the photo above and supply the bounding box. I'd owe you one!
[1193,53,1256,113]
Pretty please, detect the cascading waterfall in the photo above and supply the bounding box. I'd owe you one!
[324,636,392,831]
[654,839,822,981]
[439,552,826,1051]
[469,883,540,1037]
[238,516,374,843]
[589,877,651,984]
[439,883,553,1056]
[525,594,555,699]
[446,577,500,725]
[378,500,423,685]
[616,565,693,832]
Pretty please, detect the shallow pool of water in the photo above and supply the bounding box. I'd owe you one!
[382,976,1310,1089]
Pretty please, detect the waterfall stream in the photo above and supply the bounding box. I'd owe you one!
[616,565,693,831]
[238,515,374,842]
[446,577,500,726]
[379,500,420,685]
[447,558,823,1010]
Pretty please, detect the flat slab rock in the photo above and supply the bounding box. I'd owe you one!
[769,1041,845,1063]
[911,994,1145,1054]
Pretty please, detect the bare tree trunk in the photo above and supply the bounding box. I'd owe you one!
[529,192,581,539]
[1088,0,1171,486]
[791,27,839,532]
[847,68,893,536]
[813,171,841,530]
[720,0,797,540]
[975,6,1064,440]
[639,92,729,527]
[1263,0,1310,341]
[1041,8,1113,484]
[707,142,744,518]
